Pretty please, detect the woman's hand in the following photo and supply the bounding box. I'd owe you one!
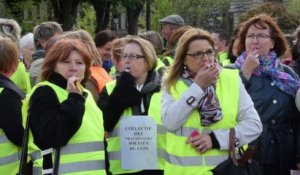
[186,133,213,153]
[67,76,82,94]
[242,50,260,80]
[194,62,220,89]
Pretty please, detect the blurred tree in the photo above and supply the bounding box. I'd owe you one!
[149,0,173,32]
[287,0,300,25]
[77,2,96,35]
[4,0,24,22]
[88,0,112,33]
[121,0,146,34]
[51,0,80,31]
[238,2,299,33]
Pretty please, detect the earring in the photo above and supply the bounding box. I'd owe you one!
[184,65,187,70]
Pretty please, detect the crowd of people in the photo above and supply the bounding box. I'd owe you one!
[0,12,300,175]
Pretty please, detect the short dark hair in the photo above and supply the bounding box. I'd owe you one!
[94,30,116,48]
[213,30,228,45]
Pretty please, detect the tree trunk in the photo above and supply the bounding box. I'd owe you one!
[92,0,111,33]
[51,0,80,31]
[126,2,144,35]
[4,0,24,23]
[146,0,151,31]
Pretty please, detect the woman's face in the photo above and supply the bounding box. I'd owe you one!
[21,43,35,69]
[245,24,274,56]
[97,41,113,62]
[121,42,148,83]
[184,39,215,75]
[54,50,86,81]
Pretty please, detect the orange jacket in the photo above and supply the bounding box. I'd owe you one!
[90,66,112,93]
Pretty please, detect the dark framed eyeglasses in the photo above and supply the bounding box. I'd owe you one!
[121,54,145,60]
[186,49,215,59]
[245,33,271,40]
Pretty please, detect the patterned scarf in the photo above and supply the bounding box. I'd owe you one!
[235,51,300,97]
[181,68,223,126]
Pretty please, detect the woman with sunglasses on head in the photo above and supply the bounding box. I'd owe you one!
[227,14,300,175]
[98,36,165,175]
[161,27,262,175]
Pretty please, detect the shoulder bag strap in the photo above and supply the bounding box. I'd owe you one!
[18,108,30,175]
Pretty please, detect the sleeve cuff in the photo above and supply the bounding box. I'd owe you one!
[209,132,220,149]
[68,92,86,102]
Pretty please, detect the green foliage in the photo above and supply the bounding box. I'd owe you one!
[287,0,300,25]
[137,0,230,33]
[120,0,146,8]
[150,0,173,31]
[76,2,96,36]
[238,2,299,33]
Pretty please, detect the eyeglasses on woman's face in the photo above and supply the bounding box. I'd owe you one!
[246,33,271,40]
[121,53,144,60]
[186,49,215,60]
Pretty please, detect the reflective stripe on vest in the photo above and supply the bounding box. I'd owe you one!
[0,151,21,165]
[0,135,9,144]
[169,127,212,137]
[166,154,228,166]
[109,148,168,161]
[164,69,239,175]
[59,160,106,174]
[33,167,43,175]
[60,141,104,155]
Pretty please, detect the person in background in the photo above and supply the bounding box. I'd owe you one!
[20,33,35,70]
[229,14,300,175]
[161,28,262,175]
[98,37,165,175]
[61,30,112,102]
[139,31,164,56]
[160,14,185,48]
[281,34,295,65]
[0,18,31,93]
[138,31,167,76]
[289,27,300,77]
[94,29,116,74]
[212,31,230,66]
[0,37,26,174]
[227,23,244,64]
[111,37,127,79]
[162,25,192,66]
[23,38,107,174]
[30,21,63,86]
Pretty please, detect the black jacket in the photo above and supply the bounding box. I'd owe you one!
[98,70,161,132]
[28,73,86,150]
[0,74,24,146]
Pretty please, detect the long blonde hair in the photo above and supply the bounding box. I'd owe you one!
[164,28,215,92]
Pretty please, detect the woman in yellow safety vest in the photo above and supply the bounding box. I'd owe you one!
[98,36,165,175]
[24,38,106,175]
[0,38,26,174]
[161,28,263,175]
